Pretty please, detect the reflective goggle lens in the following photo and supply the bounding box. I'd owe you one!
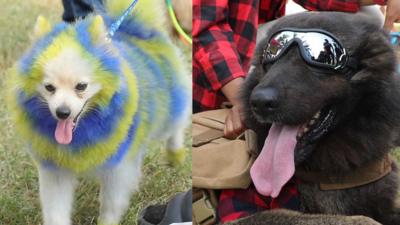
[264,29,347,70]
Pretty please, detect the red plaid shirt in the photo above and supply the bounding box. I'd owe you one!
[192,0,386,112]
[218,179,301,223]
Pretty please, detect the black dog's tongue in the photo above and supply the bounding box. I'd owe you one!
[250,123,302,198]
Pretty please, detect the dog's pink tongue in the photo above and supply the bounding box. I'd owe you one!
[55,119,74,145]
[250,123,301,198]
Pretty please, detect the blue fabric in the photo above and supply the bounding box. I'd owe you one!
[62,0,103,23]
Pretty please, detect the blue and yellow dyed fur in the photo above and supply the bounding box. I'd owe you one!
[7,0,190,224]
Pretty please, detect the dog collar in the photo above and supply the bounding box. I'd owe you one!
[295,154,392,190]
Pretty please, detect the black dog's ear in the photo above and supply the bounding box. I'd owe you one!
[350,30,397,82]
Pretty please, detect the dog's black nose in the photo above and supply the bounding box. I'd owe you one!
[56,106,71,119]
[250,87,279,112]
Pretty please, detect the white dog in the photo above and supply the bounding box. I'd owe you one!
[7,0,190,224]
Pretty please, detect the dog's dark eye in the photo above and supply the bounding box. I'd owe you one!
[44,84,56,92]
[75,83,88,91]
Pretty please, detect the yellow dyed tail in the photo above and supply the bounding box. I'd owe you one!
[105,0,167,32]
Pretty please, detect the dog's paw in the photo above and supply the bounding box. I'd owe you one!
[165,148,186,167]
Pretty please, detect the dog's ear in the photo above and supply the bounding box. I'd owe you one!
[33,15,52,40]
[350,30,397,82]
[88,15,107,44]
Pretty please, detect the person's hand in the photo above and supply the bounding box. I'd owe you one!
[224,104,246,139]
[221,77,247,138]
[384,0,400,31]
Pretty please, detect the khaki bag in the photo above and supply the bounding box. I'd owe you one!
[192,109,258,225]
[192,109,258,189]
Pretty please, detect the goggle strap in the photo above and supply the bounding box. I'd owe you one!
[343,68,356,80]
[345,57,359,71]
[342,57,360,80]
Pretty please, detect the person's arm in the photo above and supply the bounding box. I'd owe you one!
[383,0,400,31]
[193,0,251,137]
[193,0,247,93]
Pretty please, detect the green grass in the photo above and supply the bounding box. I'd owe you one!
[0,1,191,224]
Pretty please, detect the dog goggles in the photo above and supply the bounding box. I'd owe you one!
[262,28,358,71]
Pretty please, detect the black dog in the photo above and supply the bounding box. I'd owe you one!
[235,12,400,225]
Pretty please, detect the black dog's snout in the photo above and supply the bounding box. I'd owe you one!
[56,106,71,119]
[250,87,279,112]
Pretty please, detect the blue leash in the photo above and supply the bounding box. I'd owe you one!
[107,0,139,39]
